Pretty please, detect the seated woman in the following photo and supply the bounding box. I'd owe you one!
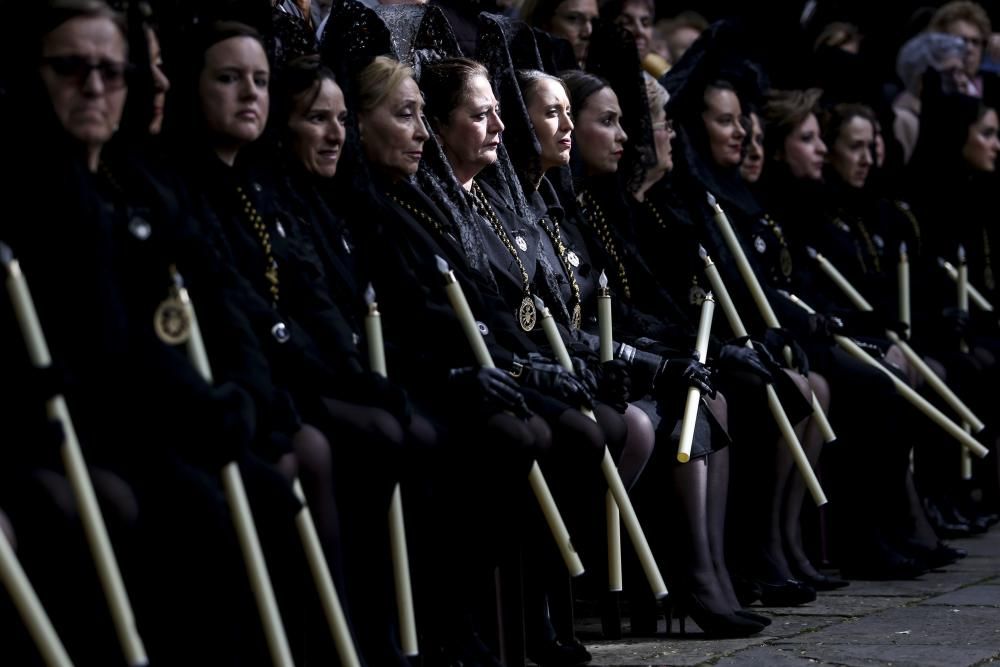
[906,76,1000,533]
[0,3,314,663]
[166,21,433,665]
[748,87,932,578]
[556,66,777,634]
[342,54,570,666]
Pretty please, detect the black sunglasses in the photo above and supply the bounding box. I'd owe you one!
[41,55,133,89]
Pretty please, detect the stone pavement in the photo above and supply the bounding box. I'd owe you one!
[572,528,1000,666]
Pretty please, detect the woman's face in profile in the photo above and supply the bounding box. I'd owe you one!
[358,76,429,180]
[436,74,504,183]
[526,77,574,172]
[962,107,1000,172]
[740,112,764,183]
[574,85,628,175]
[782,114,827,181]
[702,87,745,167]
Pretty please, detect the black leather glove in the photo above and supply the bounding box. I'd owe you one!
[661,354,716,397]
[515,354,595,409]
[593,359,631,412]
[448,366,530,418]
[941,307,971,340]
[355,371,413,426]
[807,313,846,339]
[716,340,774,382]
[763,327,810,375]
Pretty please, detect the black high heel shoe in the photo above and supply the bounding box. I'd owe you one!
[735,609,772,626]
[790,565,850,591]
[669,594,765,638]
[755,578,816,607]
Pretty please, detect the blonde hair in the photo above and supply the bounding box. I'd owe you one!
[358,56,415,114]
[644,71,668,116]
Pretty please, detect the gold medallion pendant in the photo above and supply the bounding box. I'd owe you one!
[780,247,794,277]
[518,296,537,331]
[571,303,583,330]
[154,296,191,345]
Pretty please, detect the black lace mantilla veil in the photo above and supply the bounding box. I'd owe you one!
[584,20,656,195]
[661,19,768,271]
[476,12,574,325]
[321,0,496,279]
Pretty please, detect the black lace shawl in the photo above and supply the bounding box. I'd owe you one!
[584,20,655,194]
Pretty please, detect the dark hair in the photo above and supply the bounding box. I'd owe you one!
[820,103,876,152]
[516,69,570,105]
[761,87,822,158]
[195,20,265,69]
[419,57,489,128]
[560,69,611,118]
[271,54,338,129]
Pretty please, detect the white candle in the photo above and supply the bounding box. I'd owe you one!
[0,528,72,666]
[436,256,494,368]
[939,258,994,312]
[534,297,667,598]
[176,276,295,667]
[810,248,986,433]
[706,204,838,445]
[363,284,417,658]
[597,271,613,363]
[707,194,779,326]
[364,284,388,377]
[2,248,149,667]
[956,248,974,480]
[436,258,585,576]
[899,242,911,330]
[786,292,989,459]
[677,294,716,463]
[592,274,622,591]
[701,250,828,506]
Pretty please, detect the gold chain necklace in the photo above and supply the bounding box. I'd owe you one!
[236,185,280,306]
[389,192,446,236]
[539,216,583,329]
[582,190,631,300]
[471,180,536,331]
[854,218,881,274]
[762,214,794,278]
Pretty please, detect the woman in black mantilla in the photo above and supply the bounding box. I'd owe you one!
[167,19,434,665]
[418,55,665,657]
[905,74,1000,533]
[753,85,965,576]
[344,52,568,666]
[657,22,851,597]
[557,56,789,634]
[1,3,311,663]
[484,14,766,636]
